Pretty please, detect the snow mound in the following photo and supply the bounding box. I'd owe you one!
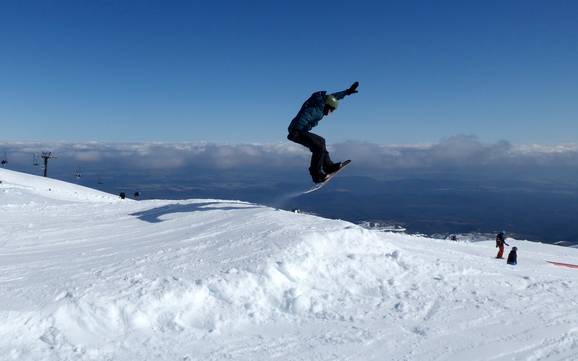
[1,171,578,360]
[0,168,118,203]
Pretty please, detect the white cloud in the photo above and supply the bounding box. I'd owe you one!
[74,151,102,162]
[2,136,577,173]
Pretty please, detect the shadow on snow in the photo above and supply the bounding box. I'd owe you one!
[131,202,262,223]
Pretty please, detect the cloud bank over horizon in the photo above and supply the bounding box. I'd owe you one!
[2,136,578,176]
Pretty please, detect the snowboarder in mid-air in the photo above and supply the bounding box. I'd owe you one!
[287,82,359,183]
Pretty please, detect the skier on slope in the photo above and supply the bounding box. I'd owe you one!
[496,230,509,259]
[287,82,359,183]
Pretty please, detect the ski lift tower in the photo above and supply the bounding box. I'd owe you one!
[41,152,56,177]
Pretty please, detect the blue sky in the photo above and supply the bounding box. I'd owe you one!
[1,0,577,144]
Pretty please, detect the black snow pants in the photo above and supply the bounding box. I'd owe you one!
[288,130,335,175]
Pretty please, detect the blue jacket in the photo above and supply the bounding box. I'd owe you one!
[288,89,348,133]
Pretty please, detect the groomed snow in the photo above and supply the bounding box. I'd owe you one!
[1,168,578,360]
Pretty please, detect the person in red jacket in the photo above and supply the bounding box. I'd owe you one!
[496,231,509,259]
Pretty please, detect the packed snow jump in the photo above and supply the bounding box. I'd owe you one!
[287,82,359,189]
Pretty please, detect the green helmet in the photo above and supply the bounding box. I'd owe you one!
[325,94,339,110]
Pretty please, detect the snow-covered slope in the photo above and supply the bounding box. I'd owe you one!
[0,168,119,203]
[1,169,578,361]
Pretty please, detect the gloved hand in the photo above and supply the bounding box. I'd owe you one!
[346,81,359,95]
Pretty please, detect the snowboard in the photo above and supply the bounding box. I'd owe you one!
[303,160,351,194]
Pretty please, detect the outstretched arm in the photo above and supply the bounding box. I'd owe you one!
[331,81,359,100]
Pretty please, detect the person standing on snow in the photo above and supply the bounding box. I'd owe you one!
[507,246,518,265]
[287,82,359,183]
[496,231,509,259]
